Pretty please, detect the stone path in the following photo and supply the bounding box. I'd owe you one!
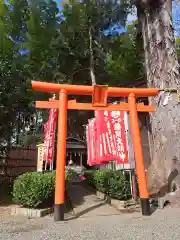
[67,182,120,218]
[65,167,121,218]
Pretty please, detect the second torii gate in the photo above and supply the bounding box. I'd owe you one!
[32,81,159,221]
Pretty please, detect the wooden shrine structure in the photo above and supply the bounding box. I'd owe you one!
[36,137,86,172]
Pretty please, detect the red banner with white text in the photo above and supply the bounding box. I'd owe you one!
[87,118,107,166]
[87,118,98,166]
[96,110,128,164]
[43,122,49,161]
[86,110,128,166]
[43,107,57,163]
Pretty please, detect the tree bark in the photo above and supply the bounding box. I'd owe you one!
[137,0,180,192]
[89,26,96,86]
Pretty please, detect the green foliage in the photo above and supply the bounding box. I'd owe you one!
[65,168,73,181]
[105,21,144,85]
[1,0,179,150]
[107,170,130,200]
[12,172,55,208]
[83,170,96,188]
[84,169,131,200]
[0,0,58,150]
[12,169,72,208]
[54,0,131,85]
[0,0,144,150]
[176,37,180,62]
[93,169,108,193]
[23,0,59,79]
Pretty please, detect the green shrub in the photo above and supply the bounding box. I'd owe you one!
[84,170,96,187]
[84,169,131,200]
[12,169,72,209]
[65,168,73,181]
[94,170,106,193]
[107,170,131,200]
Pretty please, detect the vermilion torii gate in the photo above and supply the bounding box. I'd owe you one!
[32,81,159,221]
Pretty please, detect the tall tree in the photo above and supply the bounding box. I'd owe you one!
[55,0,131,139]
[17,0,59,146]
[0,0,59,148]
[58,0,130,85]
[135,0,180,192]
[23,0,59,80]
[0,0,31,149]
[105,21,144,86]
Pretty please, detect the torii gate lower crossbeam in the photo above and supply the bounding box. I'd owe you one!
[32,81,159,221]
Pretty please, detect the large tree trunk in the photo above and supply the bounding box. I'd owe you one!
[137,0,180,193]
[89,26,96,86]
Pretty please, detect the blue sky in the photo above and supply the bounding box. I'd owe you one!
[55,0,180,35]
[56,0,62,9]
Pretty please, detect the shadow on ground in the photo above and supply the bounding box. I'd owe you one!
[65,169,141,219]
[66,167,139,220]
[65,169,108,217]
[0,183,13,207]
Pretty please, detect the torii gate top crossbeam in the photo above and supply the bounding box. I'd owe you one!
[32,81,159,97]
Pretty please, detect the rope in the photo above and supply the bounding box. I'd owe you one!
[159,88,180,103]
[159,88,178,92]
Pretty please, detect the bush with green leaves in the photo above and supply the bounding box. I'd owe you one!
[107,170,131,200]
[65,168,73,181]
[84,169,131,200]
[83,170,96,188]
[12,169,72,209]
[93,169,109,193]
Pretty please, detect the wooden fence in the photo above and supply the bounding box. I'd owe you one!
[0,147,37,183]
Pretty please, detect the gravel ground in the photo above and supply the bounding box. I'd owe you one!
[1,208,180,240]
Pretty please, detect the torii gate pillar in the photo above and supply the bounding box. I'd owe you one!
[54,90,68,221]
[128,93,150,215]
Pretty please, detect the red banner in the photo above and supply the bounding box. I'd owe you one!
[43,107,57,163]
[43,122,49,161]
[86,125,91,165]
[95,110,128,164]
[87,118,97,166]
